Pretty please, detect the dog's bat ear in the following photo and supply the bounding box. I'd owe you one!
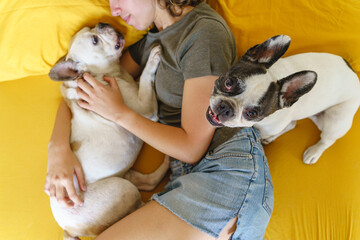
[48,58,83,81]
[241,35,291,69]
[277,71,317,108]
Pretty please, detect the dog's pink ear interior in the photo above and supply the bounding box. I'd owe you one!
[242,35,291,68]
[279,71,317,108]
[48,58,81,81]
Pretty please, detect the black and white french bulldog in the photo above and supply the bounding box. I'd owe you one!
[207,35,360,164]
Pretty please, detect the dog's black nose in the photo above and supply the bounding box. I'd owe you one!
[98,22,111,29]
[216,100,234,122]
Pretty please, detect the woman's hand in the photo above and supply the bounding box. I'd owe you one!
[76,73,129,122]
[44,144,86,208]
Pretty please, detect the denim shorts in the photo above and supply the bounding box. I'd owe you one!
[152,127,274,240]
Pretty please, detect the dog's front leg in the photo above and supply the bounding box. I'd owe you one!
[138,46,161,97]
[136,46,161,120]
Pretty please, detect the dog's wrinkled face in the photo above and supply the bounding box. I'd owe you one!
[207,63,272,127]
[207,35,317,128]
[67,23,125,69]
[49,23,125,81]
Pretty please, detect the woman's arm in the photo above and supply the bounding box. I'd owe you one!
[45,99,86,207]
[77,74,217,164]
[118,75,216,163]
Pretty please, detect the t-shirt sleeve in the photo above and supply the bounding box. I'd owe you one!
[178,19,237,80]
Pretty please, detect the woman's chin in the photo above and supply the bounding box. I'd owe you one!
[137,25,151,31]
[131,21,153,31]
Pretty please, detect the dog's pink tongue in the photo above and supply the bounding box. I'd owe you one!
[214,114,220,123]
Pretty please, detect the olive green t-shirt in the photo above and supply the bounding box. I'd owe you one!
[129,2,240,153]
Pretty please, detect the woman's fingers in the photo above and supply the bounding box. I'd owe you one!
[77,77,94,96]
[55,184,71,208]
[44,178,51,196]
[103,76,119,90]
[76,86,90,103]
[75,73,125,122]
[76,79,93,111]
[82,72,98,87]
[64,179,84,207]
[49,185,56,199]
[46,144,85,208]
[75,164,87,192]
[77,99,91,110]
[45,173,84,208]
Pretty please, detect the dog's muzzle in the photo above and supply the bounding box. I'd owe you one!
[116,31,125,50]
[206,100,235,127]
[206,106,224,127]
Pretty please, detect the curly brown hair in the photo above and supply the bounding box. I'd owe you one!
[159,0,205,17]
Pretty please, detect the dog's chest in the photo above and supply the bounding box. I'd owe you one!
[65,94,142,184]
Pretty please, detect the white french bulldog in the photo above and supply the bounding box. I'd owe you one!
[48,23,169,240]
[207,35,360,165]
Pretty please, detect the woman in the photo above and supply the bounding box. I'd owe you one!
[45,0,273,239]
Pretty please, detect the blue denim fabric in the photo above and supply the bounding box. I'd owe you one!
[152,127,274,239]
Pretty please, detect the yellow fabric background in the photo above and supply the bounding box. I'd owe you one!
[0,0,359,239]
[0,0,147,82]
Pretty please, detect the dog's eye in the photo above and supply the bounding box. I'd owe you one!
[245,109,259,119]
[224,79,233,91]
[115,44,121,50]
[92,35,99,45]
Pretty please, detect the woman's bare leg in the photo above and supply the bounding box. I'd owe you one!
[95,201,236,240]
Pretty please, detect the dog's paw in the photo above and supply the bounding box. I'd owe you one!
[149,45,161,60]
[303,145,324,164]
[147,45,161,71]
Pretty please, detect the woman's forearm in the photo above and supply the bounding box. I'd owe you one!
[46,99,86,206]
[115,108,214,164]
[76,73,217,164]
[48,99,72,150]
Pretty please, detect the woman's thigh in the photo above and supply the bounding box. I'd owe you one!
[95,201,225,240]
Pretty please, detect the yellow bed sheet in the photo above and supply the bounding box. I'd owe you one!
[0,0,146,82]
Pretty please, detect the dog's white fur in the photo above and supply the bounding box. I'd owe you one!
[209,35,360,165]
[48,23,169,240]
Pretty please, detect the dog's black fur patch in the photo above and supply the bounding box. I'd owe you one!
[214,61,266,97]
[257,82,281,119]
